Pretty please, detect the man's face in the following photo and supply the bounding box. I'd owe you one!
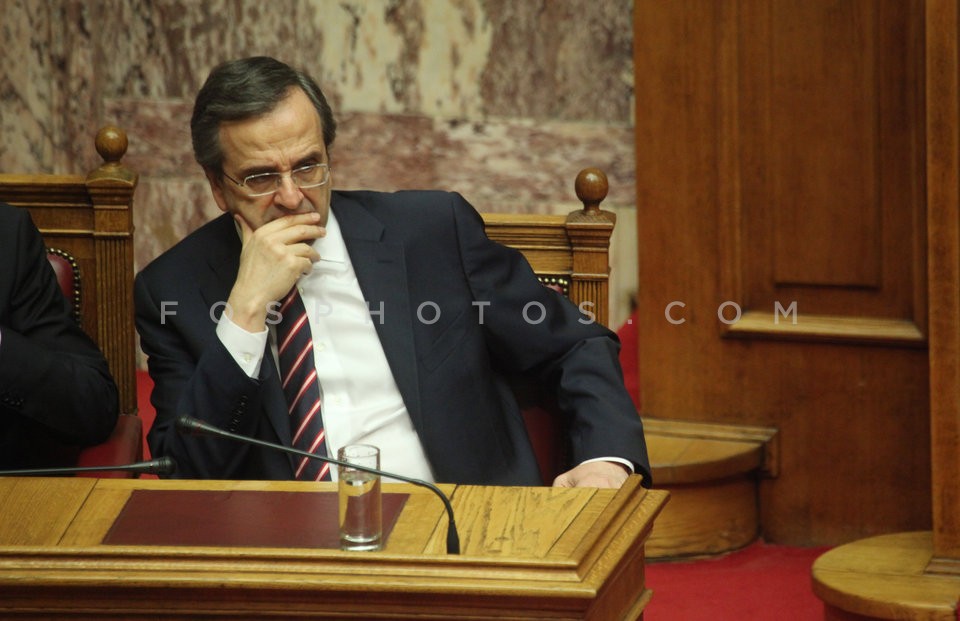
[206,87,332,230]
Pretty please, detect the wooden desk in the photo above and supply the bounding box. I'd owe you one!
[0,476,667,620]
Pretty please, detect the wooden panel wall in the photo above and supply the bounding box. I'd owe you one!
[926,0,960,572]
[634,0,931,545]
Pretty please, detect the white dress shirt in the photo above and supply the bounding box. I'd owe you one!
[216,211,435,482]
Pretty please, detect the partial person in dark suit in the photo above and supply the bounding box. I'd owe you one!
[0,203,119,468]
[135,56,650,487]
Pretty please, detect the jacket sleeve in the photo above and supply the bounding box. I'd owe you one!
[449,194,652,485]
[134,268,281,479]
[0,208,119,447]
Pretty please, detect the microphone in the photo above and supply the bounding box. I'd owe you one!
[0,456,177,477]
[175,415,460,554]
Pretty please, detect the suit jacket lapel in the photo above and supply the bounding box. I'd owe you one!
[331,196,423,429]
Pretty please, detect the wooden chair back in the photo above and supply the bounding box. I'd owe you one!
[481,168,615,328]
[0,126,139,419]
[481,167,617,482]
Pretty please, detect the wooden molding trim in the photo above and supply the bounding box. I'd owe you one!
[723,310,927,348]
[926,555,960,577]
[643,416,780,479]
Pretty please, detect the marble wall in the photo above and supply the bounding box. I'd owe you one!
[0,0,638,328]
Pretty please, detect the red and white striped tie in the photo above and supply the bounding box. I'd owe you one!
[276,289,330,481]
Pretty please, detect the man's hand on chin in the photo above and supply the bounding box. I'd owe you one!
[553,461,630,489]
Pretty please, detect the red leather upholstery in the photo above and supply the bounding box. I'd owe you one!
[522,404,566,484]
[615,309,641,410]
[46,249,82,325]
[510,373,569,484]
[75,414,143,477]
[46,249,143,477]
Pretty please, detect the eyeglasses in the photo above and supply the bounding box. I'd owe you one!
[223,163,330,197]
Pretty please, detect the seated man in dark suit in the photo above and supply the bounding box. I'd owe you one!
[136,56,650,488]
[0,204,119,468]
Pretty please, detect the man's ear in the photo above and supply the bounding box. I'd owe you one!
[204,169,230,213]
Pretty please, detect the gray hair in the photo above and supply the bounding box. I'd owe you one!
[191,56,337,175]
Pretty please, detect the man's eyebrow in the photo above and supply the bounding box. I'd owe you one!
[237,165,278,178]
[294,151,327,167]
[237,151,327,177]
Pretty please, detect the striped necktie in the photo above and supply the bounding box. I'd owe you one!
[276,289,331,481]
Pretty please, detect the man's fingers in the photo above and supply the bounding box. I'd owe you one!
[234,213,254,243]
[254,217,325,246]
[552,462,629,489]
[290,242,321,263]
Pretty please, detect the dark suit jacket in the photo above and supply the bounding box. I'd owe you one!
[0,204,119,468]
[135,190,650,485]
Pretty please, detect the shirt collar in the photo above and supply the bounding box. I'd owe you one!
[314,209,347,265]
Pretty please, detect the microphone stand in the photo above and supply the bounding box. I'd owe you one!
[0,456,177,477]
[176,416,460,554]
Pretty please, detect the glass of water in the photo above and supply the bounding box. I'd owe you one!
[337,444,382,551]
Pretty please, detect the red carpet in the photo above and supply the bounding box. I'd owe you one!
[644,542,830,620]
[615,315,830,618]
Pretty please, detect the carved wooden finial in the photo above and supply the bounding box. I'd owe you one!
[87,125,137,186]
[95,125,128,164]
[574,167,609,215]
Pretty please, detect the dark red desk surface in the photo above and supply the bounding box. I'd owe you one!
[103,489,408,549]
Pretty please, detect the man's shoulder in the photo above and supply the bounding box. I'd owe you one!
[138,213,235,276]
[0,203,30,231]
[0,202,23,219]
[334,188,466,210]
[0,204,43,262]
[332,189,476,224]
